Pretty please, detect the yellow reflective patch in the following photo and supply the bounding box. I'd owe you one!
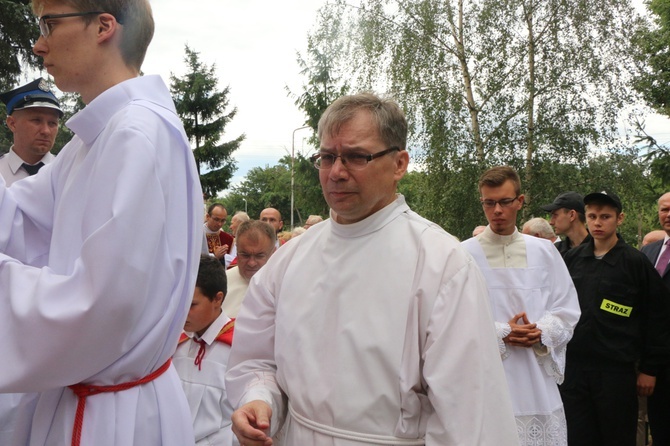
[600,299,633,317]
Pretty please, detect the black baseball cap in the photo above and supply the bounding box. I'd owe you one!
[540,191,585,215]
[583,190,622,212]
[0,78,62,117]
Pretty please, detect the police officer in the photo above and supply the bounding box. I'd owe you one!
[0,78,62,185]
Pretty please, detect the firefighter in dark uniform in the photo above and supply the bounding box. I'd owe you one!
[561,190,670,446]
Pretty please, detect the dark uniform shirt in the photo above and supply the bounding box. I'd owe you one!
[563,235,670,375]
[556,233,591,256]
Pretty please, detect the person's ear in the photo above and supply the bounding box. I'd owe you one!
[517,194,525,207]
[6,115,16,133]
[214,291,224,306]
[96,13,118,43]
[393,149,410,181]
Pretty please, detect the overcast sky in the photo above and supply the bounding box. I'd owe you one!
[142,0,669,196]
[142,0,329,192]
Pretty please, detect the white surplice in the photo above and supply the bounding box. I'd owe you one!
[0,75,202,446]
[462,227,581,446]
[174,311,236,446]
[226,196,519,445]
[221,266,248,319]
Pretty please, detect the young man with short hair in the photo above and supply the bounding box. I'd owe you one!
[174,255,236,446]
[462,166,580,446]
[0,1,202,445]
[562,191,670,446]
[541,191,590,254]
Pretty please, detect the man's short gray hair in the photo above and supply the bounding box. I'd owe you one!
[522,217,556,240]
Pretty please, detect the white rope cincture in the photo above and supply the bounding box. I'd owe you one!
[288,404,426,445]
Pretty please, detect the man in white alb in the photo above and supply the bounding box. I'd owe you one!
[0,1,202,445]
[462,166,581,446]
[226,93,518,446]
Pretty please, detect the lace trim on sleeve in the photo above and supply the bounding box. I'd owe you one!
[535,311,573,384]
[495,322,512,359]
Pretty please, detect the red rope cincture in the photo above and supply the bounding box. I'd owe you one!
[68,358,172,446]
[194,339,207,371]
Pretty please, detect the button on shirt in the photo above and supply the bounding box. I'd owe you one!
[476,226,528,268]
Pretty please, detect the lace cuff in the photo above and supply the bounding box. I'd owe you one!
[495,322,511,359]
[535,311,572,384]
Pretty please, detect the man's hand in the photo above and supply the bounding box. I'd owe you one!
[503,312,542,348]
[213,245,228,259]
[231,400,273,446]
[637,373,656,397]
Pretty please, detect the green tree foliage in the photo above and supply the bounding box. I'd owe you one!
[521,147,657,247]
[289,153,329,222]
[223,155,328,227]
[287,7,351,144]
[633,0,670,117]
[0,0,39,91]
[307,0,641,237]
[0,0,43,152]
[170,46,243,198]
[283,9,351,225]
[223,163,291,223]
[632,0,670,192]
[50,92,84,155]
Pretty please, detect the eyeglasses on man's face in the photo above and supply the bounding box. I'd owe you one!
[480,196,520,208]
[237,251,270,262]
[312,147,401,170]
[38,11,106,38]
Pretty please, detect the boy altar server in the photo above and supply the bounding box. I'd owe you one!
[175,255,236,445]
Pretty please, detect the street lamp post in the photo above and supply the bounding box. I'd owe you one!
[291,125,310,229]
[242,198,247,213]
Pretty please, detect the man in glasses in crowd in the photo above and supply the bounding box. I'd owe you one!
[226,93,518,445]
[462,166,581,446]
[221,220,276,318]
[204,203,235,267]
[0,1,202,445]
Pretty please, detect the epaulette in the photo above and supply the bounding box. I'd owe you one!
[215,319,235,346]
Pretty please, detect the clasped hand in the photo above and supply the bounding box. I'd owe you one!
[503,312,542,348]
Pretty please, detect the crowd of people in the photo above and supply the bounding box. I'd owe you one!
[1,0,669,445]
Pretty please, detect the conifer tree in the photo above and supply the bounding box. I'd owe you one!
[170,46,244,198]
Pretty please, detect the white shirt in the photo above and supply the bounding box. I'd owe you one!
[0,75,202,446]
[226,195,519,445]
[174,312,236,446]
[0,147,55,186]
[221,266,249,318]
[462,227,581,446]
